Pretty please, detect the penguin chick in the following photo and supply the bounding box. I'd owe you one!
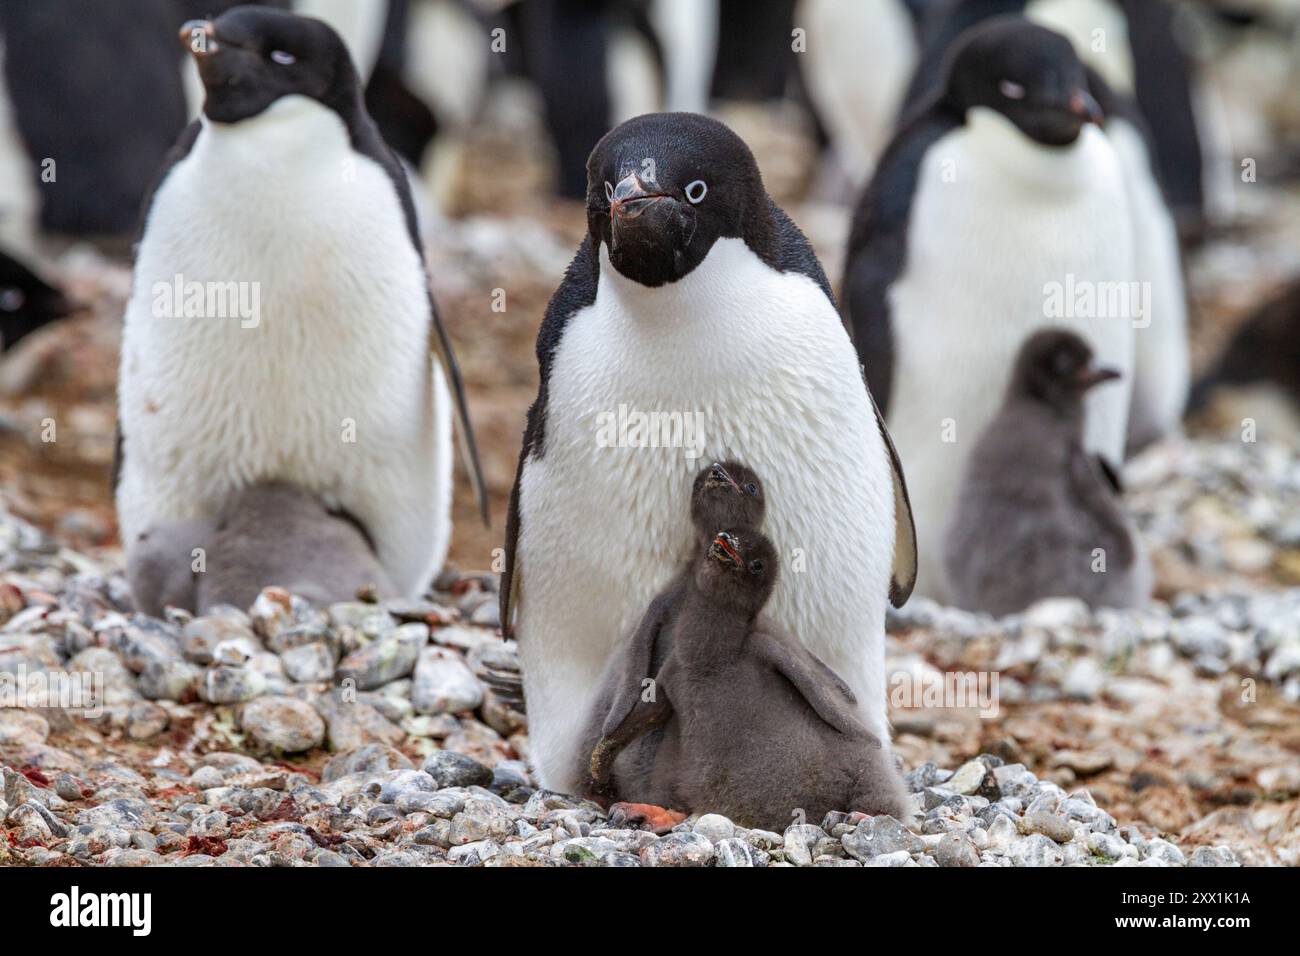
[944,329,1152,617]
[125,517,217,617]
[572,459,766,791]
[586,528,910,831]
[196,481,395,613]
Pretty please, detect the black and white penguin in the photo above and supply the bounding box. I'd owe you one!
[842,16,1135,602]
[906,0,1210,233]
[0,249,71,352]
[501,111,917,793]
[903,1,1192,454]
[944,329,1152,616]
[117,7,486,608]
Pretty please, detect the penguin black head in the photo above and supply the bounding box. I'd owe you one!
[586,113,769,287]
[942,16,1103,147]
[690,461,765,538]
[1012,329,1120,415]
[0,251,72,352]
[180,6,361,124]
[699,530,779,617]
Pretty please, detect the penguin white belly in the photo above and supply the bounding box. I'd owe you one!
[1109,118,1189,450]
[888,112,1135,602]
[118,96,452,599]
[798,0,917,185]
[517,239,897,791]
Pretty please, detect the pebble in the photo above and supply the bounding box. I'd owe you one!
[640,832,715,867]
[412,645,484,714]
[421,750,493,789]
[239,697,326,753]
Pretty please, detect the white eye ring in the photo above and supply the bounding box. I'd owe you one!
[604,181,615,202]
[1000,80,1026,100]
[271,50,296,65]
[685,180,708,204]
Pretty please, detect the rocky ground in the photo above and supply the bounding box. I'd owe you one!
[1,424,1297,866]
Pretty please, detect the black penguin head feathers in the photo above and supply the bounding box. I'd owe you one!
[1012,329,1120,414]
[699,530,779,616]
[942,16,1103,147]
[691,461,765,538]
[181,6,361,124]
[585,113,769,287]
[0,251,71,352]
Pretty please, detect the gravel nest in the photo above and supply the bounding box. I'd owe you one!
[1,434,1296,867]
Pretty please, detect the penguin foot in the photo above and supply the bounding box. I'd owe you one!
[608,802,687,834]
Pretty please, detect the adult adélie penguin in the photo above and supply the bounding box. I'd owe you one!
[502,111,917,793]
[843,16,1136,603]
[117,7,487,611]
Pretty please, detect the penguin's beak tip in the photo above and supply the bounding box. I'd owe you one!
[1070,90,1104,126]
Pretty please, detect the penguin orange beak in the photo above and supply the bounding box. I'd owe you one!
[610,173,669,221]
[1069,89,1104,126]
[179,19,218,56]
[710,531,743,567]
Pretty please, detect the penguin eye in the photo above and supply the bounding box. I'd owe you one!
[270,50,296,66]
[999,80,1026,101]
[744,483,758,496]
[748,559,765,575]
[685,180,708,204]
[604,181,615,203]
[0,287,22,311]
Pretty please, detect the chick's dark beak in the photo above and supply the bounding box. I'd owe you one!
[179,19,218,56]
[1069,89,1104,125]
[610,173,669,222]
[1075,365,1121,390]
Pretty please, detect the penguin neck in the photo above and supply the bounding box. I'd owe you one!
[678,576,756,662]
[962,107,1107,193]
[596,238,763,320]
[198,95,354,167]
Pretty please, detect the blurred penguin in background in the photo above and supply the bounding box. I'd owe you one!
[900,0,1193,454]
[905,0,1215,239]
[0,248,71,353]
[796,0,931,188]
[0,1,192,248]
[519,0,717,199]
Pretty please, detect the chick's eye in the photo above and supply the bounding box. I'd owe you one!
[744,483,758,496]
[748,559,765,575]
[685,180,708,204]
[604,181,615,202]
[999,80,1025,100]
[0,287,23,311]
[270,50,296,65]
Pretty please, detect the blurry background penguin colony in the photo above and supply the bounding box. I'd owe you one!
[0,0,1298,607]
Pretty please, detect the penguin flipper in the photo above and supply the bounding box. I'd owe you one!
[752,629,872,739]
[870,388,917,607]
[428,294,490,527]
